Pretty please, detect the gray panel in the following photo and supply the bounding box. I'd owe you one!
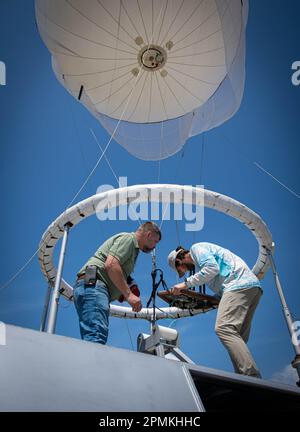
[0,325,202,412]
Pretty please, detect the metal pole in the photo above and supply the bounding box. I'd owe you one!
[151,248,156,273]
[40,283,52,332]
[151,248,157,323]
[267,250,300,386]
[148,249,165,357]
[46,223,71,334]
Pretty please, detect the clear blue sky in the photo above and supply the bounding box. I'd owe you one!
[0,1,299,385]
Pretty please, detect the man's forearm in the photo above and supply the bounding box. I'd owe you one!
[186,263,219,288]
[104,254,142,312]
[105,259,131,298]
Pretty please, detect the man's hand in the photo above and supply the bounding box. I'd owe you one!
[119,282,140,303]
[127,292,142,312]
[171,282,188,296]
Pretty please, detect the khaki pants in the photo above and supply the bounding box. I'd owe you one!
[215,287,262,377]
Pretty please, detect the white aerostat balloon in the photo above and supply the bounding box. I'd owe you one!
[36,0,248,160]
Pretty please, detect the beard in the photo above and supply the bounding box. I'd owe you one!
[142,246,154,253]
[185,262,195,272]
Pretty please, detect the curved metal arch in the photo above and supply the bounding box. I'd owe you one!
[38,184,273,320]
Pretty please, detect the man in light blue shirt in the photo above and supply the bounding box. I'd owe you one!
[168,242,262,378]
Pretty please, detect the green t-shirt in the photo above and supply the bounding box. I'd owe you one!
[77,232,140,301]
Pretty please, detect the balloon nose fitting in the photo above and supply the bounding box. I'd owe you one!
[138,45,167,71]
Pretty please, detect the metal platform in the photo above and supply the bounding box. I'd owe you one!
[0,323,300,412]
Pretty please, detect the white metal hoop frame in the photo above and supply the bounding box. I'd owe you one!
[38,184,273,320]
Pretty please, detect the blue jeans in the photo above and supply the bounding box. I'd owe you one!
[73,279,110,344]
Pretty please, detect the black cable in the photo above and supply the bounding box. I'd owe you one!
[146,268,171,325]
[146,268,166,307]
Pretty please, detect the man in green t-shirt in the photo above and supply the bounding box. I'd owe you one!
[73,222,161,344]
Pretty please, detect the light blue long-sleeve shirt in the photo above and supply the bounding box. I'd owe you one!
[186,242,261,296]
